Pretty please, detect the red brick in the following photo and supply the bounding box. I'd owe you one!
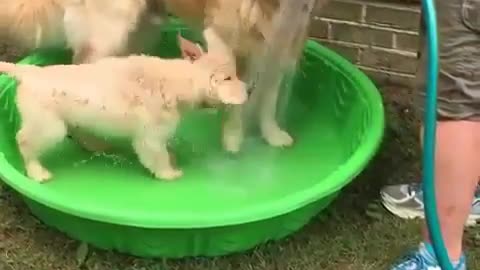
[315,1,364,22]
[395,33,419,52]
[360,67,415,87]
[309,19,329,39]
[317,40,360,63]
[331,23,393,48]
[365,5,420,31]
[360,48,417,74]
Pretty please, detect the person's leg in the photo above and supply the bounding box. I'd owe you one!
[381,0,480,226]
[381,130,480,226]
[388,0,480,268]
[389,122,478,270]
[381,182,480,226]
[421,121,479,260]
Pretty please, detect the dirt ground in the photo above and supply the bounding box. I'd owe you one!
[0,44,479,270]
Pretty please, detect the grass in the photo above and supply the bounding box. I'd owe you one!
[1,47,479,269]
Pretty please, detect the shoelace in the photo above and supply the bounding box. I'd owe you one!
[395,251,467,270]
[407,183,421,197]
[394,252,430,270]
[389,183,422,204]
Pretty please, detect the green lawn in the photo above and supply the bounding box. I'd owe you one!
[0,47,479,270]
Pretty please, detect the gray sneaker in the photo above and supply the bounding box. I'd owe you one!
[380,183,480,226]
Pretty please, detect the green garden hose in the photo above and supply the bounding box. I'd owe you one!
[421,0,454,269]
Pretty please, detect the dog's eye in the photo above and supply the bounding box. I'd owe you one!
[225,76,232,81]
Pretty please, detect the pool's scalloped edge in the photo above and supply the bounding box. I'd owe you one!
[0,40,385,230]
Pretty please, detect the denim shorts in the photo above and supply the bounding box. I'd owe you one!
[416,0,480,120]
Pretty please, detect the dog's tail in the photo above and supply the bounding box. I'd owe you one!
[0,0,65,50]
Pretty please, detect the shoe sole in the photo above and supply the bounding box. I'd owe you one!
[381,200,480,227]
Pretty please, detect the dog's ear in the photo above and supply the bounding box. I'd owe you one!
[217,83,248,105]
[178,34,204,61]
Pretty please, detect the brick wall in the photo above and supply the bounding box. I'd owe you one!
[309,0,421,86]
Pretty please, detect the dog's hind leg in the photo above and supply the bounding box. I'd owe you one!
[16,100,67,182]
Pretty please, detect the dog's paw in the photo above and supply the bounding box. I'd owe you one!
[222,132,243,153]
[26,163,52,183]
[263,128,294,148]
[156,169,183,181]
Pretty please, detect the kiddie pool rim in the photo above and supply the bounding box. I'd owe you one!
[0,40,385,229]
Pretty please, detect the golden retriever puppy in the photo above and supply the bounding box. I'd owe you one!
[0,53,247,182]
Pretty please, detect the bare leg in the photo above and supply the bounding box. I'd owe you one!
[16,116,67,182]
[421,121,480,261]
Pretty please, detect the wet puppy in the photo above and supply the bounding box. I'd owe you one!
[0,53,247,182]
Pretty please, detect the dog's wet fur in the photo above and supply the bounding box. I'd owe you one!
[0,52,247,182]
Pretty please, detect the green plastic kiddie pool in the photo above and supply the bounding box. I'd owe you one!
[0,21,384,258]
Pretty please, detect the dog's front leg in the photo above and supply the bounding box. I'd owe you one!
[132,116,182,181]
[63,3,132,64]
[222,105,244,153]
[133,136,182,180]
[202,27,245,153]
[258,77,294,148]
